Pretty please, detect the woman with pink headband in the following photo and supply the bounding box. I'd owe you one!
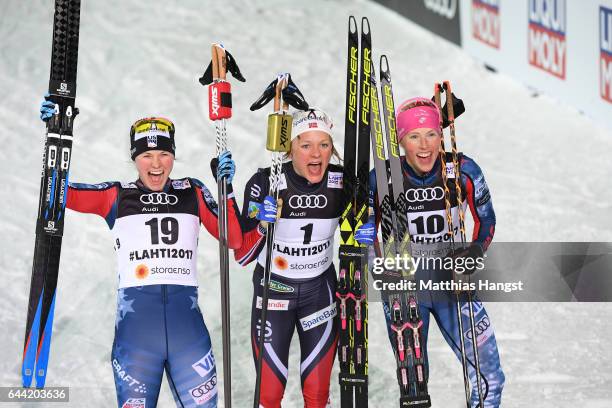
[368,96,505,407]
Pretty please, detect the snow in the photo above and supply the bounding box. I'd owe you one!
[1,0,611,407]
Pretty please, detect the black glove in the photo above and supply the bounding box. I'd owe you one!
[432,92,465,128]
[449,243,484,276]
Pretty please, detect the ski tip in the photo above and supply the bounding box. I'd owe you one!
[348,16,357,33]
[361,17,370,35]
[380,55,389,73]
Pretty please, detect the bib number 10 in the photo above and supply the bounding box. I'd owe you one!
[145,217,179,245]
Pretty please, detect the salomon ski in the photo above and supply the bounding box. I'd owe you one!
[22,0,82,389]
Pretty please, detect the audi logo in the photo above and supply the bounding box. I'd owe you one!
[465,316,490,340]
[140,192,178,205]
[404,187,444,203]
[288,194,328,209]
[191,375,217,398]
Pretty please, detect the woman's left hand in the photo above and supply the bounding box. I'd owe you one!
[211,150,236,184]
[355,222,376,246]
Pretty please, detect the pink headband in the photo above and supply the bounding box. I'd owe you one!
[396,97,441,142]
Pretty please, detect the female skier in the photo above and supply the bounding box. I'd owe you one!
[39,98,242,408]
[234,108,374,408]
[368,97,505,407]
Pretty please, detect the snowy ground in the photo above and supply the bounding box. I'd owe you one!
[1,0,611,407]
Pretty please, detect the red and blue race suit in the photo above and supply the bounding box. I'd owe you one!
[235,163,344,408]
[369,154,505,408]
[66,178,241,408]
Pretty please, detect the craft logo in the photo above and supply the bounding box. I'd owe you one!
[528,0,567,79]
[472,0,500,48]
[601,6,612,103]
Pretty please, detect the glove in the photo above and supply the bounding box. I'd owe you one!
[449,243,484,276]
[255,195,278,223]
[431,91,465,128]
[39,93,56,122]
[210,150,236,184]
[355,222,376,246]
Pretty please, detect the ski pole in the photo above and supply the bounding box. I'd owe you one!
[443,81,486,408]
[199,43,245,408]
[250,74,292,408]
[434,83,472,408]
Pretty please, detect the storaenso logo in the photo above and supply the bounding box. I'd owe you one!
[288,194,328,209]
[140,192,178,205]
[383,84,399,158]
[424,0,457,19]
[348,46,358,124]
[405,187,445,202]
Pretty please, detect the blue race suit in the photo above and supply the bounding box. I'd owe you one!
[369,154,504,408]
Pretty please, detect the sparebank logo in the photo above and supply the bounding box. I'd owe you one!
[600,6,612,103]
[472,0,500,48]
[528,0,567,79]
[424,0,457,19]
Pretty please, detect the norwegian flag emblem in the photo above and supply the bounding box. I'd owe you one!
[309,123,318,128]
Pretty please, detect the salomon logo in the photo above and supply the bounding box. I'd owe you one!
[424,0,457,19]
[140,193,178,205]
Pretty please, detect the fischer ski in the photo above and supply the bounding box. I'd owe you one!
[373,55,432,407]
[22,0,81,389]
[199,42,245,408]
[337,15,371,408]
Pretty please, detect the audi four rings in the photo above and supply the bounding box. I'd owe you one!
[404,187,445,202]
[140,193,179,205]
[288,194,328,209]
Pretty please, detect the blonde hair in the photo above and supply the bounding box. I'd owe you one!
[284,134,342,163]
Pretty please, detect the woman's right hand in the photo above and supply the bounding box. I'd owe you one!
[39,93,55,122]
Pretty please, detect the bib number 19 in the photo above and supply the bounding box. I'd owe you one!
[145,217,179,245]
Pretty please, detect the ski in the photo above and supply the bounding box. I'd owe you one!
[375,55,432,407]
[22,0,81,389]
[337,15,370,408]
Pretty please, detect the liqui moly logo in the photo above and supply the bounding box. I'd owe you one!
[528,0,567,79]
[472,0,500,48]
[600,6,612,103]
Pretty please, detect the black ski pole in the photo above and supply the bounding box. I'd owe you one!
[199,42,245,408]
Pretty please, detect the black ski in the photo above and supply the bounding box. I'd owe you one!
[337,15,371,408]
[22,0,81,389]
[375,55,432,407]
